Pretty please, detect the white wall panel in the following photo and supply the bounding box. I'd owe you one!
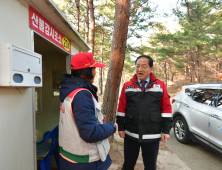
[0,0,31,50]
[0,0,34,170]
[71,43,80,55]
[0,87,34,170]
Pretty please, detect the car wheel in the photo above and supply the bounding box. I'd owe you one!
[174,116,192,144]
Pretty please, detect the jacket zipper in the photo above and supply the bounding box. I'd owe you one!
[131,81,142,90]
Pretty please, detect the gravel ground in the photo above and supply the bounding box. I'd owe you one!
[108,134,191,170]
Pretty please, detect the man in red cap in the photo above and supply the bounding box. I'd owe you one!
[59,52,118,170]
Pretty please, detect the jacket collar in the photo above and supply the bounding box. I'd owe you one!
[59,75,98,102]
[131,73,157,84]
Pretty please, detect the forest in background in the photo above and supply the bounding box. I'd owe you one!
[54,0,222,94]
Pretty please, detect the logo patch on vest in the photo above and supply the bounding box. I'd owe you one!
[126,86,135,89]
[153,84,160,88]
[60,103,65,113]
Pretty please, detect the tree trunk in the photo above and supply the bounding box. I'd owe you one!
[190,51,196,83]
[89,0,95,54]
[164,60,167,86]
[186,65,189,77]
[192,62,196,82]
[167,61,169,81]
[188,64,192,82]
[85,0,89,43]
[83,15,86,37]
[102,0,131,142]
[98,66,103,95]
[214,46,218,78]
[187,50,192,82]
[168,59,174,81]
[195,46,200,83]
[75,0,80,32]
[98,32,104,95]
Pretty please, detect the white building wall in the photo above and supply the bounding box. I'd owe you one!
[0,0,34,170]
[71,42,80,55]
[0,0,87,169]
[0,0,31,50]
[0,88,34,170]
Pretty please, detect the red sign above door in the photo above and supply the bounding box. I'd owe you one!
[29,6,71,53]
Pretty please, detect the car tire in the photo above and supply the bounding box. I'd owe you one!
[174,116,192,144]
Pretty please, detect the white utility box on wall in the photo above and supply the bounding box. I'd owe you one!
[0,43,42,87]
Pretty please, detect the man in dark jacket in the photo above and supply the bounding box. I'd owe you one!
[116,55,173,170]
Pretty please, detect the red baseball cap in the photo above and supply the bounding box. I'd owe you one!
[71,52,105,70]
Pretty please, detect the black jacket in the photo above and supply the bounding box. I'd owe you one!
[117,74,173,143]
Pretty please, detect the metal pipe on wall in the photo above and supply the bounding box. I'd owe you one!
[31,30,37,170]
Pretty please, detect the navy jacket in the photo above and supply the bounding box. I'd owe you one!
[59,74,115,170]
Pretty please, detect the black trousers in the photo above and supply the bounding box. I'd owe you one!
[122,138,159,170]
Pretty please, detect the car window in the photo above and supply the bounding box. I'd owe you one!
[185,88,195,98]
[191,89,215,105]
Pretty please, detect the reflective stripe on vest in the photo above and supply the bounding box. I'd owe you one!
[60,146,89,163]
[67,88,92,120]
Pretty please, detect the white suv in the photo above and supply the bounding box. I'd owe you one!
[172,82,222,156]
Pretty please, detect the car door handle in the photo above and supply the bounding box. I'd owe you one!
[184,104,189,108]
[211,114,221,120]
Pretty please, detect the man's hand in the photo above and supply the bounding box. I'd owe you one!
[114,123,118,133]
[162,133,170,143]
[119,131,125,138]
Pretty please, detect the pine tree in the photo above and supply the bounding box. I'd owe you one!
[102,0,131,142]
